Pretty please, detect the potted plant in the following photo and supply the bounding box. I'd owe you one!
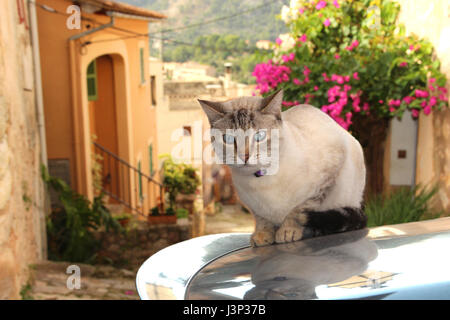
[114,213,132,227]
[159,155,201,215]
[147,205,177,225]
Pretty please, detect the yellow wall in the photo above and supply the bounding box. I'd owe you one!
[37,0,160,209]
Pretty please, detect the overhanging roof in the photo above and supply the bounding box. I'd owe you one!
[75,0,167,20]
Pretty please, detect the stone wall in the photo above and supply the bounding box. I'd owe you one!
[96,221,191,271]
[397,0,450,213]
[0,1,47,299]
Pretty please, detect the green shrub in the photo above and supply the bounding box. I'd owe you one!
[159,154,201,209]
[176,208,189,219]
[42,166,122,263]
[365,184,442,227]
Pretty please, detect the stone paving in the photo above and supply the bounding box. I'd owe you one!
[26,261,139,300]
[204,204,254,235]
[27,205,253,300]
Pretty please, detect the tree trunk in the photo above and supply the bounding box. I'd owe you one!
[351,114,389,200]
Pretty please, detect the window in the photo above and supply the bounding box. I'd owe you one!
[150,75,157,106]
[139,47,145,84]
[149,144,154,176]
[183,126,192,136]
[138,160,143,200]
[87,60,97,101]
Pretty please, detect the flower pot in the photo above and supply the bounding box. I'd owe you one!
[175,193,196,215]
[148,214,177,225]
[117,218,130,227]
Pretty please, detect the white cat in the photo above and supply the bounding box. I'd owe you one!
[199,90,367,246]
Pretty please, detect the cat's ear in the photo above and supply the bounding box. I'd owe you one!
[198,99,225,125]
[260,89,283,120]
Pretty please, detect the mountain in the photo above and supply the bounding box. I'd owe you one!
[117,0,288,43]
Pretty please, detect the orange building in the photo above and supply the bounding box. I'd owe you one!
[35,0,166,215]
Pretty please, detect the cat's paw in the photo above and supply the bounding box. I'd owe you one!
[251,230,275,247]
[275,226,313,243]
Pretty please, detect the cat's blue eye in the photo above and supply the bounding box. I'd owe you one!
[223,134,235,144]
[254,130,267,142]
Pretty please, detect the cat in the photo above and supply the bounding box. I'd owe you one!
[198,90,367,246]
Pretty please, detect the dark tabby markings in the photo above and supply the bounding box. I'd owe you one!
[299,207,367,238]
[231,109,255,129]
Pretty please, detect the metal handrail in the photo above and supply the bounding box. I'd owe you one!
[93,141,165,216]
[93,142,162,187]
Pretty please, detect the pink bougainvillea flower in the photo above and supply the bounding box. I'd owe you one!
[275,38,282,45]
[323,18,331,27]
[439,93,447,102]
[429,84,435,91]
[420,100,427,108]
[282,53,295,63]
[388,99,401,107]
[411,109,420,118]
[429,78,436,83]
[379,100,384,104]
[322,73,330,82]
[305,93,314,104]
[363,102,370,111]
[429,96,437,107]
[415,89,429,98]
[314,85,319,91]
[252,60,291,94]
[423,105,431,115]
[334,54,340,59]
[316,0,327,10]
[299,7,305,14]
[389,106,396,113]
[399,62,408,67]
[299,34,307,43]
[353,72,359,80]
[344,84,352,91]
[409,44,415,51]
[402,96,414,104]
[293,78,301,85]
[344,75,350,82]
[333,0,340,8]
[345,40,359,51]
[303,66,311,76]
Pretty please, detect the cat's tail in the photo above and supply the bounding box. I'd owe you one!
[300,206,367,238]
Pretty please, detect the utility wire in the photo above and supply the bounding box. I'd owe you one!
[30,0,266,54]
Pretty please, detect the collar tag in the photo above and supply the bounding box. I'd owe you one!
[254,169,267,177]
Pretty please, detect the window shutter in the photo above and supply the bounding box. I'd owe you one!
[149,144,154,176]
[139,48,145,84]
[87,60,98,101]
[138,160,143,200]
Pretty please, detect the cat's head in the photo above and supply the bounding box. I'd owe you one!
[198,90,283,175]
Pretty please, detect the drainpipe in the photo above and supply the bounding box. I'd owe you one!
[28,0,48,260]
[28,1,47,168]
